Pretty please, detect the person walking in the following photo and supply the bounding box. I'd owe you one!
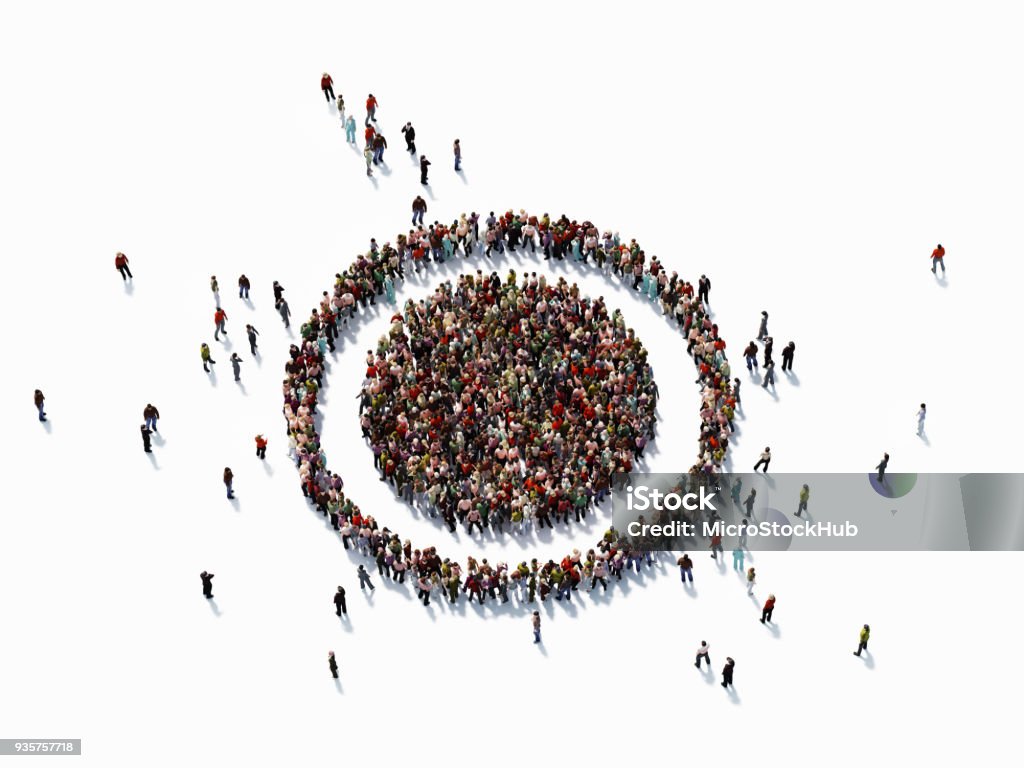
[363,145,374,177]
[917,404,927,435]
[365,93,378,125]
[214,307,228,340]
[334,586,347,616]
[761,360,776,389]
[238,274,251,300]
[876,453,889,483]
[420,155,430,185]
[34,389,47,422]
[402,122,416,153]
[255,434,267,460]
[677,553,694,584]
[781,341,795,372]
[756,310,769,341]
[141,423,153,453]
[762,336,774,368]
[210,275,219,300]
[532,610,542,644]
[143,403,160,432]
[276,298,291,328]
[115,252,132,281]
[931,243,946,275]
[698,274,711,305]
[695,641,711,670]
[246,324,259,356]
[753,446,771,473]
[200,342,217,372]
[416,576,432,606]
[796,484,809,516]
[200,571,214,599]
[345,115,356,144]
[453,139,462,171]
[709,533,724,560]
[223,467,235,499]
[230,353,243,382]
[357,564,375,591]
[732,546,744,571]
[335,93,345,122]
[320,73,334,103]
[272,280,285,304]
[854,624,871,656]
[371,132,387,165]
[743,488,757,517]
[746,567,756,595]
[761,593,776,623]
[328,651,339,679]
[743,341,758,372]
[721,657,735,689]
[412,195,427,227]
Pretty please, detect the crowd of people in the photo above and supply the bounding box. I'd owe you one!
[281,206,739,606]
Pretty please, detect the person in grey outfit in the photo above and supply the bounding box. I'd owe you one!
[277,298,291,328]
[230,353,243,381]
[757,310,769,341]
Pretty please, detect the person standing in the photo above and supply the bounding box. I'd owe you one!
[754,446,771,473]
[365,93,378,125]
[761,360,776,389]
[336,93,345,123]
[223,467,235,499]
[334,586,347,616]
[762,336,774,368]
[402,122,416,153]
[412,195,427,227]
[272,280,285,304]
[328,651,339,679]
[363,145,374,177]
[760,594,776,623]
[698,274,710,304]
[781,341,795,372]
[695,641,711,669]
[34,389,47,422]
[357,564,375,591]
[854,624,871,656]
[214,307,228,340]
[371,132,387,165]
[276,298,291,328]
[732,546,744,571]
[140,423,153,453]
[246,324,259,356]
[721,657,735,689]
[677,553,694,583]
[532,610,542,644]
[238,274,251,299]
[876,453,889,483]
[757,310,769,341]
[420,155,431,185]
[743,489,757,517]
[743,341,758,372]
[201,343,216,372]
[345,115,357,144]
[709,533,724,560]
[143,403,160,432]
[917,404,927,435]
[746,567,756,595]
[200,571,214,599]
[230,353,243,382]
[931,243,946,275]
[320,73,334,102]
[115,252,132,281]
[796,484,809,516]
[255,434,267,460]
[210,275,219,300]
[453,139,462,171]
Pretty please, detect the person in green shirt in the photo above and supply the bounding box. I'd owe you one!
[854,624,871,657]
[797,484,810,517]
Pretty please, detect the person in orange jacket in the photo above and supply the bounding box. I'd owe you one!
[320,73,334,103]
[115,252,132,281]
[214,307,228,340]
[255,434,268,460]
[931,243,946,275]
[365,93,378,125]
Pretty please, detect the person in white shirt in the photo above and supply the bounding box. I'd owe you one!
[695,641,711,670]
[917,403,927,436]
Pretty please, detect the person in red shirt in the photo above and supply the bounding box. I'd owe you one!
[320,73,334,103]
[214,307,228,341]
[255,434,268,460]
[365,93,378,125]
[114,252,132,281]
[761,593,776,624]
[931,243,946,275]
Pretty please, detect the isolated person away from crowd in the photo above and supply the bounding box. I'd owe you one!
[753,446,771,473]
[320,72,334,102]
[453,139,462,171]
[876,453,889,483]
[114,251,132,281]
[532,610,542,644]
[931,243,945,274]
[210,275,219,299]
[140,423,152,452]
[223,467,235,499]
[677,553,694,583]
[238,274,251,299]
[412,195,427,226]
[402,122,416,152]
[917,404,927,435]
[200,571,214,599]
[276,297,291,327]
[796,484,809,516]
[328,651,338,679]
[761,593,776,623]
[781,341,795,372]
[721,657,735,689]
[695,641,711,669]
[854,624,871,656]
[230,353,243,381]
[334,586,347,616]
[143,403,160,432]
[34,389,46,421]
[255,434,267,460]
[200,343,216,372]
[420,155,430,184]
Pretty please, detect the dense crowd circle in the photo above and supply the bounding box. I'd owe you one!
[361,273,657,536]
[281,209,737,607]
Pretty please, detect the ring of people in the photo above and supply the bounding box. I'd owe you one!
[282,209,736,608]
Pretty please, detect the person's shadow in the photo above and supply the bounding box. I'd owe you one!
[42,420,53,434]
[456,169,468,185]
[333,677,344,694]
[229,497,240,512]
[784,371,800,387]
[147,452,161,470]
[124,281,135,296]
[235,380,248,396]
[261,461,274,476]
[207,599,221,617]
[857,650,876,670]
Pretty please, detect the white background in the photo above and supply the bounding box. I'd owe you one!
[1,1,1022,765]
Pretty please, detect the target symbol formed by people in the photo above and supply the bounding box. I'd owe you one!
[282,211,734,608]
